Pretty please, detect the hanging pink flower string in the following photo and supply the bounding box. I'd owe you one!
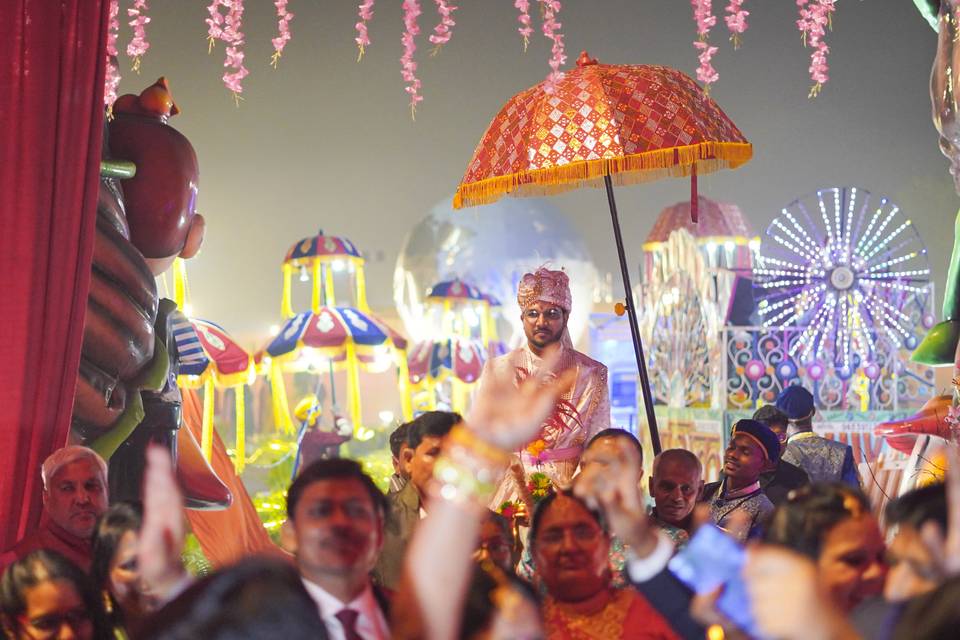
[691,0,719,89]
[206,0,227,53]
[428,0,458,55]
[540,1,567,94]
[724,0,749,49]
[515,0,533,51]
[797,0,835,97]
[356,0,375,61]
[271,0,294,67]
[126,0,151,72]
[401,0,423,118]
[104,0,121,109]
[222,0,250,103]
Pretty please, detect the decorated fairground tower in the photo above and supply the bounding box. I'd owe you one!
[261,231,411,455]
[639,196,757,410]
[406,278,502,414]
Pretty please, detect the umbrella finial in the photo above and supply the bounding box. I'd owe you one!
[576,51,598,67]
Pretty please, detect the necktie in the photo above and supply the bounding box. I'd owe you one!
[335,608,363,640]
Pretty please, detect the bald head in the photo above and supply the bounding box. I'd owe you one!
[652,448,701,478]
[649,449,703,528]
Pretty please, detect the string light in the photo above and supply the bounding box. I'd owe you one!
[757,187,930,369]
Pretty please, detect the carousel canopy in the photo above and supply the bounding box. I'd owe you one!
[266,306,407,359]
[426,278,487,302]
[284,231,363,265]
[643,196,756,249]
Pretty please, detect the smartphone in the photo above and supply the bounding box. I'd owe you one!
[668,524,762,638]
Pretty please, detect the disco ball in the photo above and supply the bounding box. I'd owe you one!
[394,197,599,347]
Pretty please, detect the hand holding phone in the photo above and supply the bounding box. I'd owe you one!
[668,523,763,639]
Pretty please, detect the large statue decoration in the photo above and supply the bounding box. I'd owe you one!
[73,77,227,506]
[877,0,960,458]
[477,266,610,507]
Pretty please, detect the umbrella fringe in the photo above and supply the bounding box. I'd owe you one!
[453,141,752,209]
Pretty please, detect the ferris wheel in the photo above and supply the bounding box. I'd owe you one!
[753,187,931,372]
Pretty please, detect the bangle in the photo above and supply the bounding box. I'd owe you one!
[448,424,512,466]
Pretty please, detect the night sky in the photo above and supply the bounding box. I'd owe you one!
[113,1,952,343]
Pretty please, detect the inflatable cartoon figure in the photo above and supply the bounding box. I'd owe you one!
[74,78,228,507]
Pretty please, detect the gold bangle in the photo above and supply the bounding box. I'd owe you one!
[447,424,512,465]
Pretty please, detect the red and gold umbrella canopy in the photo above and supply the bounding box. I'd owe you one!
[454,52,751,209]
[453,52,752,453]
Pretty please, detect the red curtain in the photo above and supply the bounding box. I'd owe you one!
[0,1,108,548]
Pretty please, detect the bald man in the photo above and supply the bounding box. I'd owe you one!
[648,449,703,549]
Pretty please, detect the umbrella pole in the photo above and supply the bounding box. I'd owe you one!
[603,175,662,454]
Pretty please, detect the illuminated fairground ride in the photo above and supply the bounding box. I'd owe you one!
[625,192,937,482]
[406,279,503,414]
[743,187,935,412]
[260,231,411,454]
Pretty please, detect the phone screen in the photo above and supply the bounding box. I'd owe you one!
[668,524,762,638]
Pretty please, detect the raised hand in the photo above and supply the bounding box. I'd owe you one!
[573,437,656,555]
[467,345,575,451]
[138,444,188,600]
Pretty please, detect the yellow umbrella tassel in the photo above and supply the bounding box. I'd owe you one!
[397,349,413,421]
[281,263,294,318]
[345,342,362,434]
[234,386,246,474]
[270,360,294,434]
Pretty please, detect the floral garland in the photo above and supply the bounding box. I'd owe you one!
[270,0,294,68]
[400,0,424,117]
[103,0,121,108]
[222,0,249,100]
[539,1,567,94]
[724,0,749,49]
[691,0,719,89]
[797,0,835,98]
[126,0,151,73]
[429,0,458,55]
[515,0,533,51]
[355,0,375,60]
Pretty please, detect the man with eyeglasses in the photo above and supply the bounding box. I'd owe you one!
[478,266,610,509]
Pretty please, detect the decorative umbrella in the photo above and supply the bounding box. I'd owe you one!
[281,230,369,317]
[425,278,497,345]
[265,306,411,434]
[453,52,752,452]
[408,336,486,385]
[174,317,254,471]
[408,336,486,414]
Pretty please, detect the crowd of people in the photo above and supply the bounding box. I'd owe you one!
[1,266,958,639]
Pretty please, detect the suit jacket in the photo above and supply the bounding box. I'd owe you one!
[629,568,704,640]
[759,460,810,506]
[372,481,421,590]
[782,432,860,487]
[702,480,775,541]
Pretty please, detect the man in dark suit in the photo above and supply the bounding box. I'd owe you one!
[282,458,391,640]
[776,386,860,487]
[373,411,460,589]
